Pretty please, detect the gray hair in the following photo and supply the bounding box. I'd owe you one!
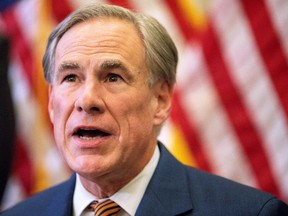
[42,4,178,86]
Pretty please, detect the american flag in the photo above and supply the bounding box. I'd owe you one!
[0,0,287,209]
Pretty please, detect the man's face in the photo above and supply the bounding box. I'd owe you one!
[48,17,172,183]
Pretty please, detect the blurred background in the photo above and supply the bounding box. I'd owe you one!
[0,0,287,210]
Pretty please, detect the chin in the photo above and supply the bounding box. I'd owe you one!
[71,155,109,176]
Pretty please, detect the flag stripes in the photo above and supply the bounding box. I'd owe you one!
[176,42,258,186]
[51,0,73,22]
[265,0,288,59]
[204,23,280,197]
[108,0,133,9]
[211,0,288,199]
[12,137,33,195]
[2,7,35,86]
[241,0,288,124]
[162,0,287,199]
[165,0,198,40]
[171,90,212,171]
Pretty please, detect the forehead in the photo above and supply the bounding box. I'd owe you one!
[56,17,144,57]
[54,17,146,74]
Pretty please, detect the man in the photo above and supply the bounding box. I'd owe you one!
[1,3,288,216]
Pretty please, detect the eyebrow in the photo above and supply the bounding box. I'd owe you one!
[100,59,135,82]
[57,61,81,72]
[100,59,128,72]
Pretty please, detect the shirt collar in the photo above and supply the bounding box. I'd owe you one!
[73,145,160,216]
[73,174,97,216]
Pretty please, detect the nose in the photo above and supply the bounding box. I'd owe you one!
[75,80,105,114]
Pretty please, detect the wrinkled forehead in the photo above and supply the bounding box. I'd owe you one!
[52,17,148,80]
[56,17,144,58]
[55,17,144,55]
[46,15,150,83]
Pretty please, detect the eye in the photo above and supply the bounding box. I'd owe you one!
[107,73,121,82]
[63,74,77,82]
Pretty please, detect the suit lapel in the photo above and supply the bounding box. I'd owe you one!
[43,174,76,216]
[136,143,193,216]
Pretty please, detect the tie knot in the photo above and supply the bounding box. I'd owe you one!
[89,199,121,216]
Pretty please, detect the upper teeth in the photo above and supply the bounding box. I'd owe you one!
[79,136,100,140]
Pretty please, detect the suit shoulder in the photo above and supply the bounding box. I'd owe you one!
[1,175,75,216]
[184,166,288,214]
[184,166,273,200]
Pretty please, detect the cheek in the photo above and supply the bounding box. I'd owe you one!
[52,88,75,115]
[132,93,157,121]
[50,92,74,135]
[51,97,65,122]
[50,97,65,142]
[119,93,156,134]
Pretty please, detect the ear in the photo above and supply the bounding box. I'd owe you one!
[48,85,54,124]
[153,81,173,126]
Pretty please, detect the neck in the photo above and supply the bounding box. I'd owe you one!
[79,174,133,198]
[79,146,156,198]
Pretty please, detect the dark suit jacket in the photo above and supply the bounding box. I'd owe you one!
[2,143,288,215]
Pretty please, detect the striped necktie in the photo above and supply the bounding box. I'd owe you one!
[89,199,122,216]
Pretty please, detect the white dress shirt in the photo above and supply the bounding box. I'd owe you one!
[73,146,160,216]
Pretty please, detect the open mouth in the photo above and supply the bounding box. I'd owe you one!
[73,128,110,140]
